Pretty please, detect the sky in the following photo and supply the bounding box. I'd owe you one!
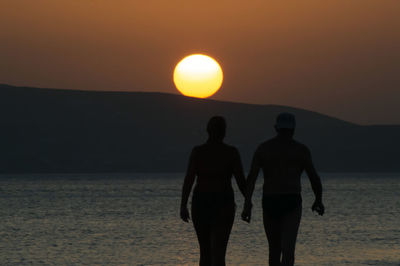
[1,0,399,125]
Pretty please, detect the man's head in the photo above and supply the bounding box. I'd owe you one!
[275,112,296,138]
[207,116,226,141]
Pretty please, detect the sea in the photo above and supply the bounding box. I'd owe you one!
[0,173,399,265]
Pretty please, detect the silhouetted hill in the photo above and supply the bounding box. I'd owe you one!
[0,84,399,173]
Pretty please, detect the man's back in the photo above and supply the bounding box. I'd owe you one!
[252,136,312,195]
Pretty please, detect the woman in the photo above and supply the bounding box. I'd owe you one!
[180,116,246,266]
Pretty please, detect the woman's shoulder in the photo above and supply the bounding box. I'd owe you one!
[191,143,213,153]
[191,144,203,152]
[193,142,240,155]
[220,144,242,159]
[221,143,239,152]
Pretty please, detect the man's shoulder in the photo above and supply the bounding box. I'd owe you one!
[255,138,275,152]
[291,140,311,155]
[256,138,310,152]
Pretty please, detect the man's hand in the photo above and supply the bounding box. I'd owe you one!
[311,200,325,216]
[241,203,252,223]
[180,205,190,222]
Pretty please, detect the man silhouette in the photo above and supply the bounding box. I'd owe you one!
[241,113,324,266]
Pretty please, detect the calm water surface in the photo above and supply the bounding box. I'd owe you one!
[0,173,399,265]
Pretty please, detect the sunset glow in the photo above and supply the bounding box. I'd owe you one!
[173,54,223,98]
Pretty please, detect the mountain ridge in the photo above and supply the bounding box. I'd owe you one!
[0,84,398,173]
[0,83,358,126]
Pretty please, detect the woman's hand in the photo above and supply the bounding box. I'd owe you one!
[180,205,190,222]
[241,202,252,223]
[311,200,325,216]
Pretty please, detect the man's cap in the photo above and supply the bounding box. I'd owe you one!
[275,112,296,129]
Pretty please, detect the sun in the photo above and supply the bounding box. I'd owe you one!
[173,54,223,98]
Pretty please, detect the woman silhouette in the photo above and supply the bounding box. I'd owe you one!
[180,116,246,266]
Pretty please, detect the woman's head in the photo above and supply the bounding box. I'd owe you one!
[207,116,226,141]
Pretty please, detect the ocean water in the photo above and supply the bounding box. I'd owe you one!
[0,173,399,265]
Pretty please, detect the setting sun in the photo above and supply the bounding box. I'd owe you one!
[173,54,223,98]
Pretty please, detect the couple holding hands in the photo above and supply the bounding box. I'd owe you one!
[180,113,324,266]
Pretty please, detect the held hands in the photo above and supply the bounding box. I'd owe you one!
[180,205,190,223]
[241,202,252,223]
[311,200,325,216]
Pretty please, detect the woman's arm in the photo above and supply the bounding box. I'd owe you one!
[180,148,196,222]
[241,148,261,222]
[233,148,246,197]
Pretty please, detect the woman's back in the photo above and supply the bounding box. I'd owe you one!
[192,141,241,193]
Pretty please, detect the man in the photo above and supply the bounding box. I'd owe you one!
[241,113,324,266]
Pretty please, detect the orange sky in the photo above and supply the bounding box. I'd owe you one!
[1,0,399,124]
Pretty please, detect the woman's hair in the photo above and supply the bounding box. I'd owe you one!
[207,116,226,141]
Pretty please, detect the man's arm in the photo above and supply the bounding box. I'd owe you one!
[244,159,260,208]
[180,148,196,222]
[304,147,324,215]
